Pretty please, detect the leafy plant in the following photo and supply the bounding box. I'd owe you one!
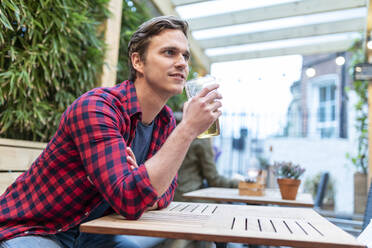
[257,156,270,170]
[274,161,305,180]
[0,0,110,142]
[116,0,150,83]
[346,39,368,174]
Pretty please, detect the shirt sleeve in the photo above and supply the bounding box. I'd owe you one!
[198,139,240,188]
[156,116,177,209]
[66,93,158,220]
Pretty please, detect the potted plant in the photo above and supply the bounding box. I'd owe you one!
[274,161,306,200]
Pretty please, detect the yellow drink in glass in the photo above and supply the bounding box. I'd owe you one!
[197,119,220,139]
[185,75,221,139]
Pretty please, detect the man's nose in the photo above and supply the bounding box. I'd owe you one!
[175,54,188,68]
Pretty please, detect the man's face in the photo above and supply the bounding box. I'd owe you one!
[135,29,190,99]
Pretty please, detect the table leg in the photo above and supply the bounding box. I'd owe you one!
[215,242,227,248]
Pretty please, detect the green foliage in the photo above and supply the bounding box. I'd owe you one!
[274,161,306,180]
[346,39,368,174]
[166,90,187,113]
[116,0,150,83]
[257,156,270,170]
[0,0,201,141]
[0,0,110,142]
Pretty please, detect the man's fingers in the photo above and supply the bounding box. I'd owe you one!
[126,147,135,157]
[197,83,219,98]
[209,100,222,112]
[182,100,190,112]
[213,109,222,118]
[204,90,222,104]
[127,155,136,165]
[126,147,137,164]
[127,157,138,170]
[146,201,158,211]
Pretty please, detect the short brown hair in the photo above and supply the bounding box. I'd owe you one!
[128,16,189,81]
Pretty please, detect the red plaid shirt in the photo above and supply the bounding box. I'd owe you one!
[0,80,177,241]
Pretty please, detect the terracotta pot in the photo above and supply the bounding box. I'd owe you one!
[277,178,301,200]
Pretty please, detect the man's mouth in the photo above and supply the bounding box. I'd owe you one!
[169,73,185,80]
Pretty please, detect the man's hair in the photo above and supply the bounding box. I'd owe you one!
[128,16,189,82]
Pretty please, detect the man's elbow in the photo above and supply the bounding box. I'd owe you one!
[121,209,144,220]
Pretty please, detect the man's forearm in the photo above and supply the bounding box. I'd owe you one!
[145,122,195,195]
[145,83,222,196]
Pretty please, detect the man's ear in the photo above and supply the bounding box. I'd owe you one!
[131,52,144,76]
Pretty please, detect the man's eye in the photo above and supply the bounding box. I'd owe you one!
[165,50,175,56]
[183,54,190,61]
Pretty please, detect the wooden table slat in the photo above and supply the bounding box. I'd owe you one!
[81,202,364,248]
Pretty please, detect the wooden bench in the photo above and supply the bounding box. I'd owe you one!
[0,138,46,194]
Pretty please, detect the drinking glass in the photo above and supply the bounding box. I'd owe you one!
[185,75,221,139]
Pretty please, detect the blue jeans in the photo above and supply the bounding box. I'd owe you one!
[0,201,162,248]
[0,235,63,248]
[0,233,141,248]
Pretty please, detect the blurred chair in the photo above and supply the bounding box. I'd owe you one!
[320,182,372,237]
[314,172,329,209]
[362,181,372,230]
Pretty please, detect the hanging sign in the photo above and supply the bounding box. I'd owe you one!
[354,63,372,80]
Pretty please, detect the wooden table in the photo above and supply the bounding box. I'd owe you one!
[80,202,364,248]
[183,187,314,207]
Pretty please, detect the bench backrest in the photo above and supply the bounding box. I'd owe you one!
[0,138,46,194]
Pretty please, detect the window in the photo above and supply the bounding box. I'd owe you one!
[316,84,337,138]
[307,75,339,139]
[317,85,336,122]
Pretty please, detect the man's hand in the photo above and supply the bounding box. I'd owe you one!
[146,201,158,211]
[144,84,222,196]
[181,83,222,138]
[126,147,138,171]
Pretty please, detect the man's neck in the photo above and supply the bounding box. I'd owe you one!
[134,78,168,125]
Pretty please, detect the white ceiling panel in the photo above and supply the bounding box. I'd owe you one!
[151,0,368,70]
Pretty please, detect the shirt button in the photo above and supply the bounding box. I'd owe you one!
[85,212,89,216]
[57,228,62,232]
[24,231,29,234]
[87,176,93,184]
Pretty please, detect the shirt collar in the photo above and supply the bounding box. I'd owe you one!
[123,80,142,117]
[120,80,174,124]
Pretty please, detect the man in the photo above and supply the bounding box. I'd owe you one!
[0,16,222,248]
[174,138,240,203]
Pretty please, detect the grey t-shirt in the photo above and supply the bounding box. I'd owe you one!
[131,121,154,165]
